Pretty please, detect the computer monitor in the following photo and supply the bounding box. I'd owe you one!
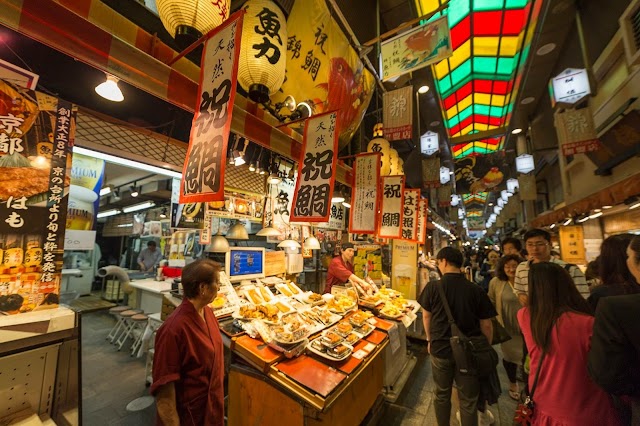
[224,247,266,283]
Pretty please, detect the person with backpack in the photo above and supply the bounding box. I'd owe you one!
[418,247,497,426]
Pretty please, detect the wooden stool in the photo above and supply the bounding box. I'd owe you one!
[116,310,145,351]
[106,305,132,342]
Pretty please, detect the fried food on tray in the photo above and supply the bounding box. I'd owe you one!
[322,331,342,346]
[278,285,293,297]
[380,304,401,317]
[345,333,359,345]
[260,287,272,301]
[286,282,300,295]
[238,304,278,322]
[350,310,371,326]
[210,295,226,309]
[275,301,290,313]
[336,321,353,335]
[308,293,322,302]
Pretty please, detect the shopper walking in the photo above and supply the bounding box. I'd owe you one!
[488,254,524,400]
[501,237,522,256]
[477,249,500,292]
[588,234,639,310]
[418,247,497,426]
[517,262,620,426]
[151,259,225,426]
[589,235,640,425]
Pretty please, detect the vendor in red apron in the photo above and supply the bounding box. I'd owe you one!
[324,242,375,295]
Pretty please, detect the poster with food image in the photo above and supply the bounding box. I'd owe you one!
[0,80,75,314]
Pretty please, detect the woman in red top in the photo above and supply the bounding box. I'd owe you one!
[151,259,224,426]
[517,262,620,426]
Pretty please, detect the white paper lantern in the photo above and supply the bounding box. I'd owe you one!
[507,178,519,194]
[451,194,460,206]
[238,0,287,103]
[497,198,504,208]
[458,209,465,219]
[494,205,502,215]
[516,154,535,174]
[156,0,230,46]
[440,166,451,184]
[420,131,439,156]
[501,190,510,202]
[490,213,497,222]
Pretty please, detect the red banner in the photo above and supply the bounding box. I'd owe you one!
[378,175,404,239]
[291,111,340,222]
[180,12,244,203]
[349,152,381,234]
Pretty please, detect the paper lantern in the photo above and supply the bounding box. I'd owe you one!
[516,154,535,174]
[497,198,505,208]
[156,0,230,47]
[440,167,451,184]
[494,205,502,215]
[451,194,460,206]
[238,0,287,103]
[420,131,439,156]
[367,135,391,176]
[506,178,519,194]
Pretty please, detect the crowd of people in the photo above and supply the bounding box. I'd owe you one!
[419,229,640,426]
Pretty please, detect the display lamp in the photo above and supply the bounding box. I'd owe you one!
[516,154,535,174]
[303,236,321,250]
[418,85,429,94]
[95,75,124,102]
[227,222,249,240]
[238,0,287,104]
[156,0,230,48]
[506,178,519,194]
[439,166,451,184]
[248,162,256,172]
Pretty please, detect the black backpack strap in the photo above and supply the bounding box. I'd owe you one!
[436,281,467,339]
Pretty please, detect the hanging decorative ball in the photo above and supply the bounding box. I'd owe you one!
[238,0,287,103]
[156,0,230,48]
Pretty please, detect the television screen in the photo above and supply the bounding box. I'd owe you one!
[229,249,264,277]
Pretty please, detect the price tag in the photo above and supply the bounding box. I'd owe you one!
[364,343,376,353]
[352,349,368,360]
[402,310,417,328]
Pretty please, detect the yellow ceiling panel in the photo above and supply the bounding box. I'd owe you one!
[499,37,519,56]
[461,124,474,135]
[415,0,441,15]
[473,37,499,56]
[449,40,472,70]
[446,104,459,120]
[434,59,450,80]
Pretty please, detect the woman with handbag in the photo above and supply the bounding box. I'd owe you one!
[488,254,523,401]
[516,262,620,425]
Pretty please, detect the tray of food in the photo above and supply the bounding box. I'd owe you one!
[378,303,403,320]
[319,330,344,348]
[333,321,354,337]
[344,332,360,346]
[349,310,374,327]
[232,304,280,324]
[275,282,303,297]
[326,294,357,314]
[269,323,309,345]
[241,285,276,305]
[308,338,354,361]
[358,297,384,309]
[352,322,375,338]
[294,291,324,305]
[304,306,342,327]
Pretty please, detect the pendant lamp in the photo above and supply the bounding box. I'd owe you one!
[278,239,301,249]
[303,236,321,250]
[156,0,230,48]
[227,222,249,240]
[209,232,230,253]
[95,75,124,102]
[238,0,287,103]
[256,221,282,237]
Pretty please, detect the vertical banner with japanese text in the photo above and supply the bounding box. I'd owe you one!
[401,189,420,242]
[180,11,244,204]
[350,152,380,234]
[383,86,413,141]
[291,111,339,222]
[378,175,404,239]
[0,79,75,314]
[417,198,428,245]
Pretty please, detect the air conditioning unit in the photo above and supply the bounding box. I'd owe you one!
[620,0,640,66]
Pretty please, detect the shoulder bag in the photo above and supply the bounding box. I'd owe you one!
[513,352,546,425]
[436,281,498,376]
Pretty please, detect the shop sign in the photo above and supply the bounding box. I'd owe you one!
[401,189,419,242]
[180,12,244,204]
[554,105,601,156]
[550,68,591,106]
[417,198,428,245]
[422,156,441,189]
[318,202,345,230]
[350,152,380,234]
[200,206,214,245]
[378,175,404,239]
[264,163,298,240]
[454,151,512,194]
[559,225,586,265]
[0,58,39,90]
[0,80,75,314]
[381,15,452,82]
[420,131,439,156]
[171,178,205,229]
[291,111,340,222]
[383,86,413,141]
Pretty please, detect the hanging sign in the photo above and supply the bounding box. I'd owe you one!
[378,175,404,239]
[417,198,428,245]
[401,189,420,242]
[318,202,345,229]
[422,157,441,189]
[264,164,298,239]
[180,11,244,204]
[350,152,380,234]
[291,110,340,222]
[383,86,413,141]
[0,80,75,314]
[559,225,586,265]
[549,68,591,106]
[553,105,601,156]
[381,15,452,82]
[420,131,439,156]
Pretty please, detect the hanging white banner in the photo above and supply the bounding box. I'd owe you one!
[350,152,381,234]
[378,175,404,239]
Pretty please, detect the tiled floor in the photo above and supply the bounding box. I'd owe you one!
[81,311,520,425]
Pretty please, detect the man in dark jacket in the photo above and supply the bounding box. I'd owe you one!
[419,247,496,426]
[588,294,640,425]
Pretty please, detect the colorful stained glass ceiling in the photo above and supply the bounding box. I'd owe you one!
[414,0,537,158]
[462,192,488,209]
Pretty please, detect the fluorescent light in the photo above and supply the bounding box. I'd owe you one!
[549,223,556,229]
[331,195,345,203]
[563,218,573,226]
[72,147,182,179]
[99,186,111,196]
[97,208,121,218]
[95,75,124,102]
[602,205,613,209]
[117,223,133,228]
[630,201,640,210]
[577,215,589,223]
[122,201,155,213]
[589,211,603,219]
[511,128,523,134]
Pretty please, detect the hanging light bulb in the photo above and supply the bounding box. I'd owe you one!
[331,188,345,203]
[95,75,124,102]
[278,239,301,249]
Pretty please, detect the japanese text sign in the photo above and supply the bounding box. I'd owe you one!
[180,11,244,204]
[550,68,591,106]
[381,16,452,82]
[318,202,345,229]
[383,86,413,141]
[378,175,404,239]
[349,152,380,234]
[553,105,601,156]
[417,198,428,244]
[291,111,340,222]
[401,189,420,242]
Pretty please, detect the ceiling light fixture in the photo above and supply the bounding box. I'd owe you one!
[73,147,182,179]
[630,200,640,210]
[303,236,321,250]
[278,239,301,249]
[267,173,281,185]
[563,217,573,226]
[549,223,556,229]
[331,188,345,203]
[602,205,613,209]
[95,75,124,102]
[122,201,155,213]
[589,211,603,219]
[99,186,112,197]
[536,43,556,56]
[159,207,168,219]
[430,120,440,127]
[227,222,249,240]
[511,128,523,134]
[130,185,139,197]
[110,189,121,202]
[521,97,535,105]
[248,162,256,172]
[97,208,121,219]
[418,85,429,94]
[577,214,589,223]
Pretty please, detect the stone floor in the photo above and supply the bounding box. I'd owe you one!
[81,311,520,425]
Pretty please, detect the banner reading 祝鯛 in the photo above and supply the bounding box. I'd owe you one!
[350,152,380,234]
[180,11,244,204]
[291,111,339,222]
[378,175,404,239]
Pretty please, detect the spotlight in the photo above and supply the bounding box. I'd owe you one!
[577,214,589,223]
[248,162,256,172]
[130,185,139,197]
[511,128,523,135]
[111,189,121,202]
[159,207,168,219]
[418,85,429,94]
[95,74,124,102]
[549,223,556,229]
[625,196,640,210]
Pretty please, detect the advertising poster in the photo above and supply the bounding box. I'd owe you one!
[350,152,380,234]
[378,175,404,239]
[559,225,586,265]
[391,240,417,300]
[291,111,339,222]
[171,179,205,230]
[271,0,375,150]
[401,189,420,242]
[0,80,75,314]
[383,86,413,141]
[381,16,452,82]
[454,151,512,195]
[180,12,244,204]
